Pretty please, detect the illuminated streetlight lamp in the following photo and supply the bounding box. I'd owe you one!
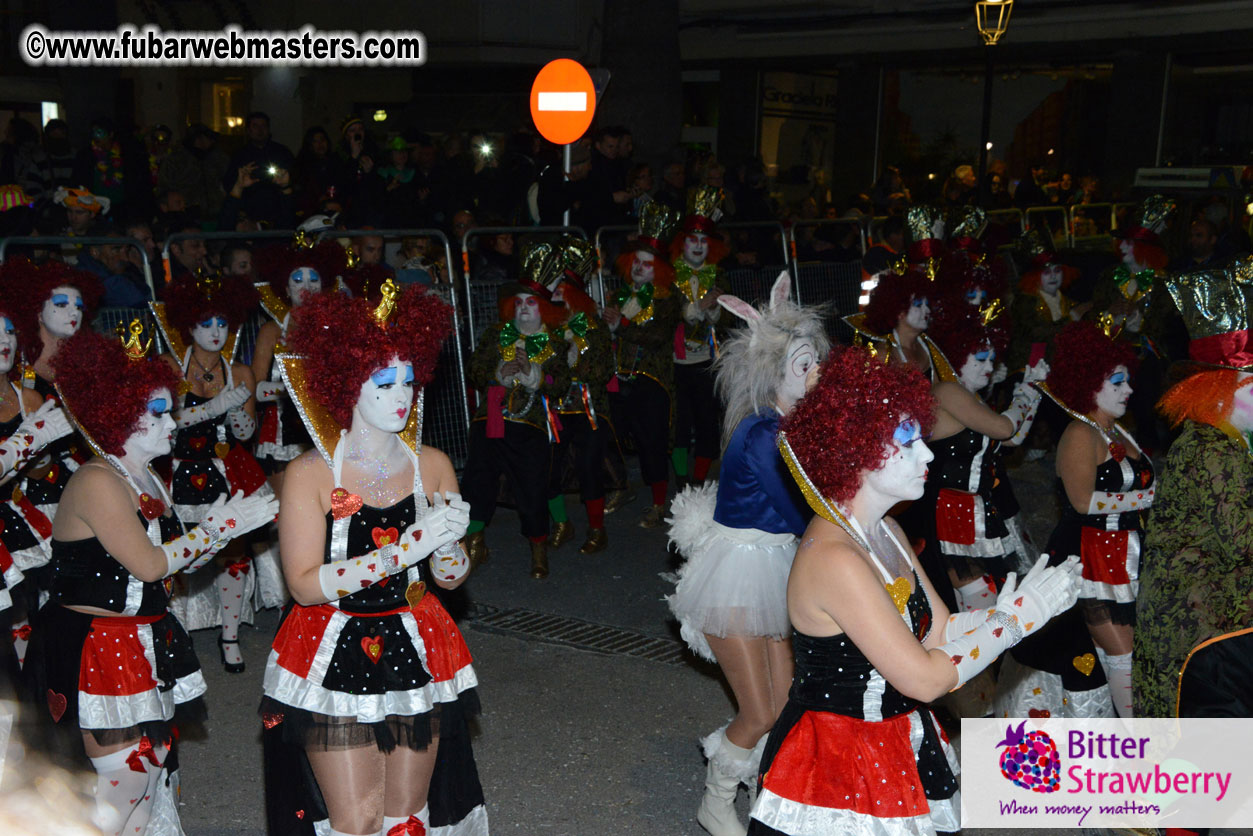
[975,0,1014,46]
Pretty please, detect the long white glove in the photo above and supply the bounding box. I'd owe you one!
[1087,486,1154,515]
[175,384,250,428]
[429,493,472,582]
[255,380,285,403]
[317,491,469,601]
[227,407,256,441]
[163,490,279,576]
[0,400,72,477]
[1002,361,1047,445]
[942,555,1081,689]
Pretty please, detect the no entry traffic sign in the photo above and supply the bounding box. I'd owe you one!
[530,58,596,145]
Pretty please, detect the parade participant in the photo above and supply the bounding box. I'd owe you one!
[668,272,827,836]
[904,204,946,280]
[1134,264,1253,717]
[748,344,1080,835]
[1007,229,1088,373]
[26,325,276,836]
[848,265,958,383]
[251,234,346,491]
[544,236,615,554]
[669,186,731,490]
[260,282,487,836]
[0,279,73,618]
[940,207,1009,310]
[606,200,682,528]
[462,251,571,578]
[1025,321,1152,718]
[918,302,1045,614]
[152,272,273,673]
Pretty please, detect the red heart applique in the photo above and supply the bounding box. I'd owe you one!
[331,487,363,520]
[1109,442,1126,462]
[295,811,305,820]
[190,474,208,490]
[372,527,399,548]
[189,437,208,450]
[1141,471,1151,487]
[360,635,383,663]
[138,493,164,520]
[46,689,67,722]
[34,420,44,430]
[1028,708,1051,718]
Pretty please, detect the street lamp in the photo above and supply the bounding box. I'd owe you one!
[975,0,1014,46]
[974,1,1012,206]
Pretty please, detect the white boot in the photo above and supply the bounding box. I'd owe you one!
[697,726,752,836]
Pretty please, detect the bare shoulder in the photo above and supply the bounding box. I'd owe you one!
[159,353,182,374]
[418,445,456,492]
[285,448,331,485]
[64,459,131,505]
[257,320,280,340]
[232,362,255,386]
[1059,419,1102,452]
[20,388,45,413]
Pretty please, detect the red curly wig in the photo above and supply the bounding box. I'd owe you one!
[287,286,453,427]
[253,240,347,304]
[341,262,395,303]
[781,344,936,504]
[8,259,104,363]
[928,297,1009,368]
[162,273,260,342]
[1157,368,1253,434]
[52,329,181,455]
[864,268,932,335]
[613,250,675,291]
[1045,321,1138,415]
[668,230,729,269]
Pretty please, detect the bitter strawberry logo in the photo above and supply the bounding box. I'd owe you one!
[997,721,1061,793]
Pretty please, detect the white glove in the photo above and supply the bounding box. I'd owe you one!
[1087,486,1154,515]
[1002,380,1043,445]
[0,401,73,477]
[227,407,256,441]
[1022,359,1050,386]
[683,301,702,325]
[255,380,285,402]
[162,491,278,576]
[315,491,469,602]
[175,383,251,428]
[940,556,1081,689]
[429,492,472,582]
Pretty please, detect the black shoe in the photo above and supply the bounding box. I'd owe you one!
[218,636,245,674]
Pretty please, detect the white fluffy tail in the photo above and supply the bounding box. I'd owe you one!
[667,482,718,558]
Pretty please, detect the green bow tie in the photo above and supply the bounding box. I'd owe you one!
[1112,265,1156,292]
[499,323,550,360]
[614,282,654,309]
[566,312,590,338]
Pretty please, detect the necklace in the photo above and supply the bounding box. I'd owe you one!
[190,351,222,384]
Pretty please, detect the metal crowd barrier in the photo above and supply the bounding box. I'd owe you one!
[1024,205,1072,248]
[0,235,157,298]
[787,218,868,268]
[791,260,863,313]
[985,208,1026,237]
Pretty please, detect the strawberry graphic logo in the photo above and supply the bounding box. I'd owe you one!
[997,721,1061,793]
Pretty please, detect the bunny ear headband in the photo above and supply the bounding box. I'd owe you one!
[717,270,792,341]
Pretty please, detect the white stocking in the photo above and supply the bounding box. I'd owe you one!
[383,804,429,836]
[953,576,997,613]
[1096,647,1134,717]
[90,739,168,836]
[218,563,248,666]
[10,617,29,668]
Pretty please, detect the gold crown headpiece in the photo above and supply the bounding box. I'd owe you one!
[949,206,987,240]
[906,205,944,242]
[979,298,1005,327]
[119,318,152,361]
[638,199,682,246]
[372,278,399,328]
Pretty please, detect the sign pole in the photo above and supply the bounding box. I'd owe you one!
[562,143,572,226]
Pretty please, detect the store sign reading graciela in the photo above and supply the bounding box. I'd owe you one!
[761,72,838,117]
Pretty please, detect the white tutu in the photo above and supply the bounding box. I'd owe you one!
[666,483,798,662]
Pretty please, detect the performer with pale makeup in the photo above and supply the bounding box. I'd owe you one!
[848,265,957,384]
[153,272,272,672]
[260,282,486,836]
[25,325,276,836]
[747,345,1080,835]
[668,273,827,836]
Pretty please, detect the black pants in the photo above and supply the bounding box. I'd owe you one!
[461,420,551,538]
[673,360,720,460]
[547,412,609,502]
[608,376,671,487]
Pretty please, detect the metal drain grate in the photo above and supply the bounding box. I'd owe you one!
[465,602,689,665]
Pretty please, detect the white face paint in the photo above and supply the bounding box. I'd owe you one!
[1230,374,1253,435]
[0,316,16,375]
[682,232,708,268]
[778,339,817,412]
[122,388,176,462]
[287,267,322,307]
[514,293,542,335]
[964,287,987,307]
[1094,365,1132,419]
[41,285,84,338]
[861,417,934,503]
[1040,265,1063,295]
[904,296,930,331]
[959,346,995,392]
[631,252,655,284]
[354,357,415,433]
[191,315,229,353]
